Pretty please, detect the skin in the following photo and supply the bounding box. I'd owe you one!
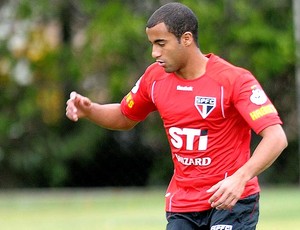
[66,22,288,210]
[146,22,208,79]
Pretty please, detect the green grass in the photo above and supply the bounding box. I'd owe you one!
[0,188,166,230]
[258,187,300,230]
[0,187,299,230]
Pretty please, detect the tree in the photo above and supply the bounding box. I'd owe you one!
[293,0,300,185]
[0,0,296,187]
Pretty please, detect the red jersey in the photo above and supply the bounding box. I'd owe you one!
[120,54,282,212]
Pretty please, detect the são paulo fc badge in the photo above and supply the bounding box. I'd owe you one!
[195,96,216,119]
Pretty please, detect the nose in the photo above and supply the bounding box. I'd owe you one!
[151,45,161,59]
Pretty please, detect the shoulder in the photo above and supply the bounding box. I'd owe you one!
[142,62,170,84]
[207,54,255,86]
[131,63,170,99]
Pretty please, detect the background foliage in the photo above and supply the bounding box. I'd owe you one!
[0,0,297,187]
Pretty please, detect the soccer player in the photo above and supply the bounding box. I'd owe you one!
[66,2,287,229]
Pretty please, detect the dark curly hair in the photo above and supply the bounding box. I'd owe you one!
[146,2,199,47]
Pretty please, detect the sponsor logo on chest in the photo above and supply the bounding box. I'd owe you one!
[176,85,193,91]
[175,153,211,166]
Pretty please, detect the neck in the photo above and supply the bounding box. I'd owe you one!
[176,50,208,80]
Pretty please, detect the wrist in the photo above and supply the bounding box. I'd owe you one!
[234,167,253,184]
[84,101,95,119]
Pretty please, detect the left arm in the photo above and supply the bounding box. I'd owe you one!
[207,124,288,210]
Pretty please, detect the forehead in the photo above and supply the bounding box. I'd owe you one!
[146,22,174,42]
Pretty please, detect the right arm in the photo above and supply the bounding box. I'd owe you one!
[66,91,139,130]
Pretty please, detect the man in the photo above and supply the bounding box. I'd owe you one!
[66,2,287,229]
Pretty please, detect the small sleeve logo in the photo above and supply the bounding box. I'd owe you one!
[250,86,267,105]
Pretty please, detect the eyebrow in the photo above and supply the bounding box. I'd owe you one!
[151,39,166,44]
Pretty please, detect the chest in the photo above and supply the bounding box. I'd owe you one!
[152,77,234,128]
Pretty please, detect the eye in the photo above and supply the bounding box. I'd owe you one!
[158,42,165,47]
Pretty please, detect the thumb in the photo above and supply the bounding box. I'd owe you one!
[206,182,221,193]
[81,96,92,107]
[70,91,77,100]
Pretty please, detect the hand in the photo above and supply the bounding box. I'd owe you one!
[206,174,246,210]
[66,91,92,121]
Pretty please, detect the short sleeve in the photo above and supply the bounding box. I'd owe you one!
[232,73,282,134]
[121,74,157,121]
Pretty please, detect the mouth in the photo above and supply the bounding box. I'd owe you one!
[156,60,165,67]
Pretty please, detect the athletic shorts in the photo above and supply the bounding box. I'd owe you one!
[166,193,259,230]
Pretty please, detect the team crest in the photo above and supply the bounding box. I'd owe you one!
[195,96,216,119]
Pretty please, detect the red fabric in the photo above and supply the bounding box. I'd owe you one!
[121,54,282,212]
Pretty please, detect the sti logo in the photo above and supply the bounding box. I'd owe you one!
[195,96,216,119]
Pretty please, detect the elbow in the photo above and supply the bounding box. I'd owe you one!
[281,133,288,150]
[117,125,136,131]
[275,126,288,152]
[278,125,288,150]
[106,125,135,131]
[108,119,138,131]
[260,124,288,152]
[276,136,288,156]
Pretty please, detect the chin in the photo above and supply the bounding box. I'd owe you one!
[164,67,176,73]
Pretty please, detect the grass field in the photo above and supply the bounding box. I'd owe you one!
[0,186,299,230]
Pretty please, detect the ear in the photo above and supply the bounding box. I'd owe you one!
[181,32,193,46]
